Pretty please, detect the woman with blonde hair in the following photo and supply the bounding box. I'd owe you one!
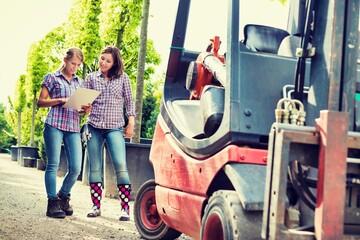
[37,47,91,218]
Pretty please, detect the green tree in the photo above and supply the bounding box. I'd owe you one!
[82,0,102,66]
[64,0,87,48]
[23,27,66,147]
[98,0,161,85]
[25,42,49,146]
[66,0,102,79]
[141,81,162,138]
[34,26,67,146]
[5,98,16,136]
[13,74,27,146]
[7,0,162,147]
[100,0,142,47]
[0,103,16,152]
[39,26,66,71]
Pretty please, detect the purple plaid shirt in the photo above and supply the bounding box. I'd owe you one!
[84,71,135,129]
[42,70,82,132]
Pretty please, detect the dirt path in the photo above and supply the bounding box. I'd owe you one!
[0,153,191,240]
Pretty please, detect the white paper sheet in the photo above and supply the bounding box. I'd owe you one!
[63,88,101,110]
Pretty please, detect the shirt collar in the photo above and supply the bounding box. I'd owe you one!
[96,71,104,78]
[56,70,79,81]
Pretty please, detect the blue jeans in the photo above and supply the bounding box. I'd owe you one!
[87,124,130,185]
[43,124,82,199]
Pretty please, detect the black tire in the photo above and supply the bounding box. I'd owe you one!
[134,180,182,240]
[201,190,263,240]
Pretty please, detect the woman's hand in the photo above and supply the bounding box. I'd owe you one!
[124,116,135,138]
[78,104,92,115]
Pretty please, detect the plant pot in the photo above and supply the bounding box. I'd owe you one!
[10,146,18,161]
[37,158,46,171]
[21,157,36,168]
[15,146,39,164]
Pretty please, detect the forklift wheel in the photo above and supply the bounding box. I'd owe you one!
[201,190,263,240]
[134,180,182,240]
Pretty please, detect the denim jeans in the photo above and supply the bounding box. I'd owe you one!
[87,124,130,185]
[43,124,82,199]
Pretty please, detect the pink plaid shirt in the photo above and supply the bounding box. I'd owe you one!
[84,71,135,129]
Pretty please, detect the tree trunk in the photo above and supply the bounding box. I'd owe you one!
[116,28,124,48]
[30,92,36,147]
[131,0,150,143]
[116,6,127,48]
[17,110,21,146]
[82,64,88,80]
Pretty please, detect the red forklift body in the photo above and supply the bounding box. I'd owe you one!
[134,0,360,239]
[150,115,267,238]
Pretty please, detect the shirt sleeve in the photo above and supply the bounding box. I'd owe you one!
[122,73,136,117]
[41,73,55,94]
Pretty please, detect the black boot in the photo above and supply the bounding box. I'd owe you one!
[57,193,74,216]
[46,197,66,218]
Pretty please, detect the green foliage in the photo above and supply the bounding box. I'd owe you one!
[26,25,65,98]
[271,0,287,5]
[140,78,163,138]
[98,0,162,141]
[5,0,163,147]
[12,74,27,145]
[65,0,87,48]
[141,84,156,138]
[81,0,103,66]
[99,0,121,46]
[21,27,66,147]
[26,42,49,103]
[39,26,66,72]
[0,104,16,152]
[65,0,102,68]
[5,97,16,131]
[122,35,161,89]
[14,74,27,112]
[97,0,161,91]
[16,107,32,145]
[100,0,142,46]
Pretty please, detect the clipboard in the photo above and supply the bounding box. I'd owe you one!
[63,88,101,110]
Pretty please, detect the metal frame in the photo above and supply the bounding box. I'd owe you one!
[262,111,360,239]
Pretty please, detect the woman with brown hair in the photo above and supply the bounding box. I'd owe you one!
[83,46,135,221]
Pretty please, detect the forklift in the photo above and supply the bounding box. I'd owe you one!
[134,0,360,239]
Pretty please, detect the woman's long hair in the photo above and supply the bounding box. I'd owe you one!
[101,46,124,78]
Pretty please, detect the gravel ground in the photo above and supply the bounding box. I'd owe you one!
[0,153,192,240]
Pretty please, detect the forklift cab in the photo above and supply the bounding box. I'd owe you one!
[159,0,335,159]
